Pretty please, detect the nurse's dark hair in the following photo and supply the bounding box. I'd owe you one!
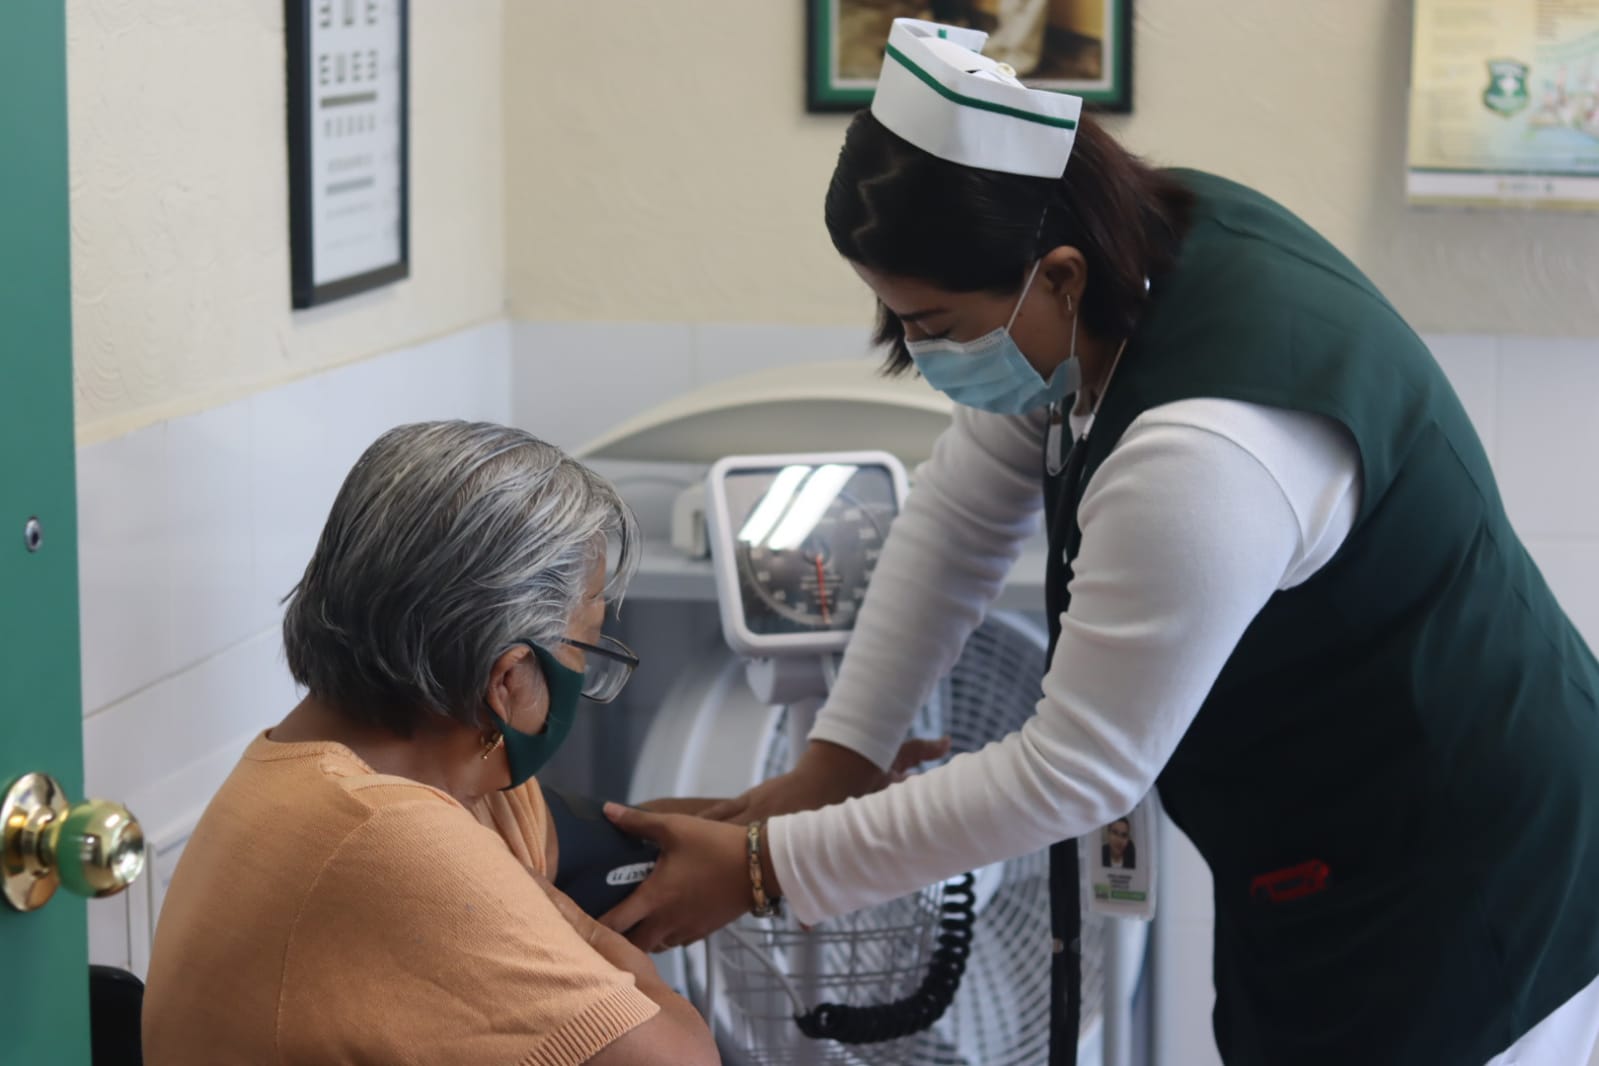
[824,111,1194,373]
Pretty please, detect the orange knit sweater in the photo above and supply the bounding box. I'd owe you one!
[143,734,658,1065]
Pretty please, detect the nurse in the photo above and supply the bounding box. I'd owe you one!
[602,19,1599,1065]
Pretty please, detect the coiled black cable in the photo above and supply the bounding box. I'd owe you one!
[793,873,978,1044]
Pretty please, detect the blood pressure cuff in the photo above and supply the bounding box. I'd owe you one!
[543,787,659,918]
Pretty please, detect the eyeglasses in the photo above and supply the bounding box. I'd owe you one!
[558,635,638,704]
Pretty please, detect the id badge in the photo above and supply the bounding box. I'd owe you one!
[1080,791,1160,921]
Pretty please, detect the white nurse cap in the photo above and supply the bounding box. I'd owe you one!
[869,18,1082,179]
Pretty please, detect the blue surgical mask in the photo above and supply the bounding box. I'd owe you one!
[494,643,584,789]
[905,261,1081,415]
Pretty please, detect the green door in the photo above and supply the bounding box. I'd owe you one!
[1,2,91,1061]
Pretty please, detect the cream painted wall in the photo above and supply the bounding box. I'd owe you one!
[504,1,1599,337]
[502,4,878,327]
[67,0,505,443]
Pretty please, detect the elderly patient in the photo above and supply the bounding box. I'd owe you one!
[142,422,718,1066]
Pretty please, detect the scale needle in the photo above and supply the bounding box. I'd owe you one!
[815,557,831,626]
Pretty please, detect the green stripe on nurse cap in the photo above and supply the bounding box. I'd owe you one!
[870,18,1081,180]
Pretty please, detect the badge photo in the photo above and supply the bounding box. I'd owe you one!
[1081,791,1159,921]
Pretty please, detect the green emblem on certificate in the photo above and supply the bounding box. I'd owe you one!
[1483,59,1531,117]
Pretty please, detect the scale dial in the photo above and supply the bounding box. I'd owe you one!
[737,495,886,631]
[713,459,903,649]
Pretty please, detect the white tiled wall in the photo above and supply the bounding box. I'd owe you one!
[80,319,511,971]
[1491,336,1599,658]
[78,318,1599,1060]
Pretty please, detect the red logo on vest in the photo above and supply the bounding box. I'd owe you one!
[1250,859,1331,904]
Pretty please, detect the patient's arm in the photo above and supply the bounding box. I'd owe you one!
[586,1014,720,1066]
[537,877,719,1065]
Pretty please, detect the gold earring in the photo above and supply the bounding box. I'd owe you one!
[480,732,504,760]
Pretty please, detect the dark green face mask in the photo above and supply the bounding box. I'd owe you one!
[494,643,584,790]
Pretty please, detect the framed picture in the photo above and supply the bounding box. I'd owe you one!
[285,0,409,309]
[807,0,1133,113]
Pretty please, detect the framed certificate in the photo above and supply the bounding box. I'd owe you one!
[285,0,409,308]
[1407,0,1599,211]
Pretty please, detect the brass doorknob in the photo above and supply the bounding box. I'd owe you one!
[1,773,145,913]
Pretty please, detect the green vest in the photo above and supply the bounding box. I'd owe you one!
[1041,170,1599,1065]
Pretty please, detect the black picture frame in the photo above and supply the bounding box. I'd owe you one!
[285,0,410,309]
[807,0,1133,114]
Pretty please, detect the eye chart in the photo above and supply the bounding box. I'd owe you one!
[287,0,409,307]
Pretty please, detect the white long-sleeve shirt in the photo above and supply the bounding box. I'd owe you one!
[768,397,1361,923]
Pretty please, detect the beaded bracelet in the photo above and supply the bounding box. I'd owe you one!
[747,821,782,918]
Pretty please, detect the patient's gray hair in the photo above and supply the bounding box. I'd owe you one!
[282,421,640,735]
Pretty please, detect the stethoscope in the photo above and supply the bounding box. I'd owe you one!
[1045,332,1128,478]
[1045,276,1148,478]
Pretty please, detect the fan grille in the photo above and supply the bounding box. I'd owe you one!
[701,613,1110,1066]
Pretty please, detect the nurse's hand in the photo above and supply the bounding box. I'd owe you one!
[699,736,951,824]
[598,804,755,952]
